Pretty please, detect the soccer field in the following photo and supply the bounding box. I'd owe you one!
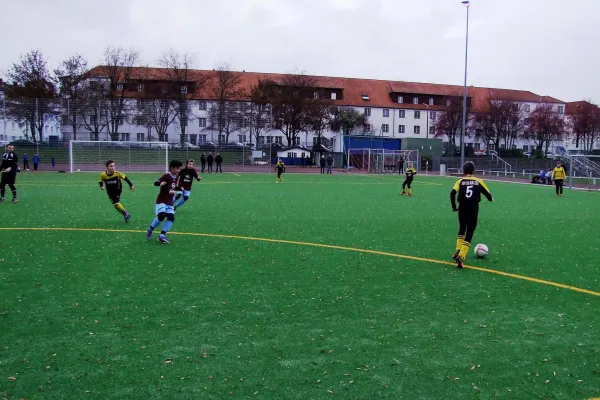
[1,171,599,399]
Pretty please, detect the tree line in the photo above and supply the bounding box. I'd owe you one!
[2,48,370,147]
[433,96,600,156]
[3,48,599,153]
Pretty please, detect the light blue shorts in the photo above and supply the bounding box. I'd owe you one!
[155,203,175,215]
[181,190,191,197]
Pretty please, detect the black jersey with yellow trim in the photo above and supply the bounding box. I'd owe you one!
[99,171,132,193]
[450,176,493,210]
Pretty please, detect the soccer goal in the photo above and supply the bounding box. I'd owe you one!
[347,148,420,174]
[69,140,169,173]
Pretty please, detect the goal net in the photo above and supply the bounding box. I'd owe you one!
[69,141,169,173]
[347,149,420,174]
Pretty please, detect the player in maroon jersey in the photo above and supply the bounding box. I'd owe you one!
[174,159,201,211]
[146,160,183,244]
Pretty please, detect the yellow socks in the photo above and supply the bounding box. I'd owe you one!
[114,202,125,214]
[456,235,465,251]
[408,188,412,195]
[459,241,470,259]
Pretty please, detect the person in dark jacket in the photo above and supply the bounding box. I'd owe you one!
[326,154,334,174]
[319,155,326,174]
[200,153,207,173]
[215,153,223,173]
[207,153,214,173]
[33,154,40,171]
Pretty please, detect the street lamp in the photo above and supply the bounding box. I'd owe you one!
[460,0,470,171]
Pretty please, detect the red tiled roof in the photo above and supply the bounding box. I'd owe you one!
[566,100,600,115]
[87,66,566,112]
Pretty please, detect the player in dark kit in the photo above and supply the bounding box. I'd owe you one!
[146,160,183,244]
[400,161,417,196]
[174,159,201,210]
[1,144,19,203]
[99,160,134,222]
[274,158,285,183]
[450,161,493,268]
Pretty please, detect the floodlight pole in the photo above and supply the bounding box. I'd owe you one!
[460,0,470,172]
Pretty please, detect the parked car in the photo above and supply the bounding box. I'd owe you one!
[474,149,486,156]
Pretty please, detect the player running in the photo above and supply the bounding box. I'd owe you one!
[174,159,201,211]
[99,160,134,222]
[1,144,19,204]
[400,161,417,196]
[146,160,183,244]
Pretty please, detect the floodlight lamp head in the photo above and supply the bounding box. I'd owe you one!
[461,0,470,5]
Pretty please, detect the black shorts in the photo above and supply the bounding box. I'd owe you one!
[0,173,16,186]
[108,192,121,204]
[555,179,564,185]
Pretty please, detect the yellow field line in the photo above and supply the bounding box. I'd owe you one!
[1,227,599,298]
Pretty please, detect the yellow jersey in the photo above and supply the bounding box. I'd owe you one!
[552,167,566,180]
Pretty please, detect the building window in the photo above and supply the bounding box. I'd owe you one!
[331,92,337,100]
[414,126,421,134]
[266,136,273,144]
[414,111,421,119]
[275,136,283,144]
[429,126,435,136]
[197,134,206,143]
[382,124,389,133]
[525,104,531,112]
[218,134,225,143]
[413,97,418,104]
[364,108,371,116]
[117,116,124,125]
[398,96,404,104]
[446,99,451,107]
[399,110,405,118]
[181,86,188,94]
[558,106,564,114]
[313,91,319,99]
[238,134,247,143]
[160,116,168,126]
[198,101,207,110]
[429,97,434,105]
[430,111,437,121]
[89,133,96,140]
[188,134,197,145]
[361,94,370,101]
[524,117,530,125]
[293,137,300,146]
[137,84,144,92]
[137,132,145,141]
[120,133,130,141]
[383,109,389,117]
[116,83,123,91]
[399,125,405,133]
[199,118,206,128]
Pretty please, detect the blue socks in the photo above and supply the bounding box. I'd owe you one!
[150,217,161,230]
[175,197,186,208]
[162,220,173,233]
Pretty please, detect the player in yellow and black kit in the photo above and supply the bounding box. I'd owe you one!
[99,160,135,223]
[450,161,493,268]
[551,161,566,196]
[400,161,417,196]
[274,158,285,183]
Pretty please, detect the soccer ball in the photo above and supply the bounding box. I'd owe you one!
[474,244,488,258]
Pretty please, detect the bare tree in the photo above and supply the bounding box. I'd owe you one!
[54,54,89,141]
[245,79,273,146]
[266,73,320,146]
[434,96,470,148]
[525,103,566,157]
[99,47,140,141]
[4,50,58,142]
[207,63,246,143]
[305,104,334,146]
[569,101,600,153]
[476,100,525,151]
[158,50,211,144]
[79,81,110,141]
[330,107,369,136]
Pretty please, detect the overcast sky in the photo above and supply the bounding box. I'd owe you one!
[1,0,598,103]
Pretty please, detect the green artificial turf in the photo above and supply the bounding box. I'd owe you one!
[0,171,599,399]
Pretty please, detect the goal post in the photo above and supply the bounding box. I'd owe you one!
[347,148,420,174]
[69,140,169,173]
